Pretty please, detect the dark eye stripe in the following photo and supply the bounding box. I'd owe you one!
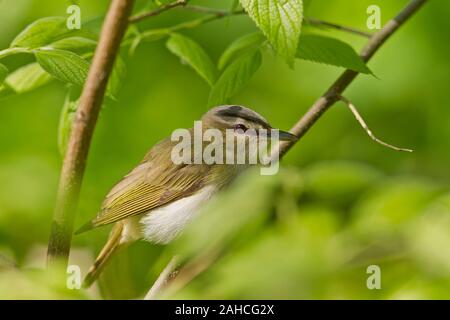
[234,124,248,132]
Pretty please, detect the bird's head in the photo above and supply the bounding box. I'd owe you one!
[201,105,297,142]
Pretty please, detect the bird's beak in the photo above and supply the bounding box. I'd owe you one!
[277,129,298,141]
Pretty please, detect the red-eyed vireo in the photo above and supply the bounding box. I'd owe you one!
[76,105,297,288]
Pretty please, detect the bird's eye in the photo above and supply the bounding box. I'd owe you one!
[234,124,248,132]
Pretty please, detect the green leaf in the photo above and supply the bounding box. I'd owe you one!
[230,0,241,12]
[218,32,266,70]
[107,55,126,100]
[49,37,97,55]
[82,16,104,36]
[296,34,372,74]
[11,17,76,49]
[138,28,170,43]
[303,0,313,11]
[0,64,8,84]
[166,33,217,86]
[58,92,78,156]
[208,49,262,106]
[3,63,52,94]
[35,49,89,86]
[304,161,383,208]
[240,0,303,67]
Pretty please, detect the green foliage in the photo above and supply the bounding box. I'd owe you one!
[139,28,171,43]
[208,49,262,106]
[351,179,443,239]
[0,63,52,96]
[303,0,313,11]
[297,34,372,74]
[166,33,217,86]
[240,0,303,67]
[11,17,76,49]
[408,194,450,277]
[0,63,8,84]
[58,92,78,156]
[107,55,126,100]
[0,0,446,301]
[0,16,122,101]
[35,49,89,86]
[166,164,449,299]
[48,37,98,55]
[218,32,266,70]
[0,264,87,299]
[230,0,241,12]
[303,161,383,207]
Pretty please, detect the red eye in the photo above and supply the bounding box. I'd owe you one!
[234,124,248,132]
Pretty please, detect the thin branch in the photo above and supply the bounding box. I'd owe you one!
[338,95,413,152]
[129,2,369,42]
[181,5,245,17]
[180,5,369,37]
[276,0,428,160]
[144,255,179,300]
[181,6,370,38]
[0,47,30,60]
[183,5,245,16]
[149,249,221,300]
[305,17,372,38]
[129,0,189,23]
[47,0,135,267]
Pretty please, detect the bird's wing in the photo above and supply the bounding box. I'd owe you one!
[79,137,210,232]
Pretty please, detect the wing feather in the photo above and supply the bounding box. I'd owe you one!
[88,136,211,229]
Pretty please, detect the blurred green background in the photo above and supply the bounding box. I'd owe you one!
[0,0,449,299]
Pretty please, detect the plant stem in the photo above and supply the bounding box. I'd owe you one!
[181,5,245,17]
[47,0,135,268]
[182,5,369,37]
[144,255,179,300]
[129,0,189,23]
[123,11,244,48]
[338,95,413,152]
[0,47,30,60]
[305,18,372,38]
[276,0,428,159]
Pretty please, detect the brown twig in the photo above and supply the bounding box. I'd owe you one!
[129,0,189,23]
[338,95,413,152]
[305,17,372,38]
[181,5,370,38]
[276,0,428,159]
[130,4,370,40]
[181,5,245,17]
[47,0,135,267]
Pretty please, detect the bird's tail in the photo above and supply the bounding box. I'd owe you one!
[82,223,124,289]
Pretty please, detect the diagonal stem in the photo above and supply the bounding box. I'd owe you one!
[144,255,179,300]
[129,0,189,23]
[305,17,372,38]
[276,0,428,159]
[338,95,413,153]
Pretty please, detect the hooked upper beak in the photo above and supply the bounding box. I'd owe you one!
[248,128,298,141]
[277,129,298,141]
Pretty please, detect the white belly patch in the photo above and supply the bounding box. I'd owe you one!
[140,186,216,244]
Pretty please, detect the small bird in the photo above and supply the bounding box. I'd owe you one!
[77,105,297,288]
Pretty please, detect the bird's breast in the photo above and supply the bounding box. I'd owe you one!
[139,185,217,244]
